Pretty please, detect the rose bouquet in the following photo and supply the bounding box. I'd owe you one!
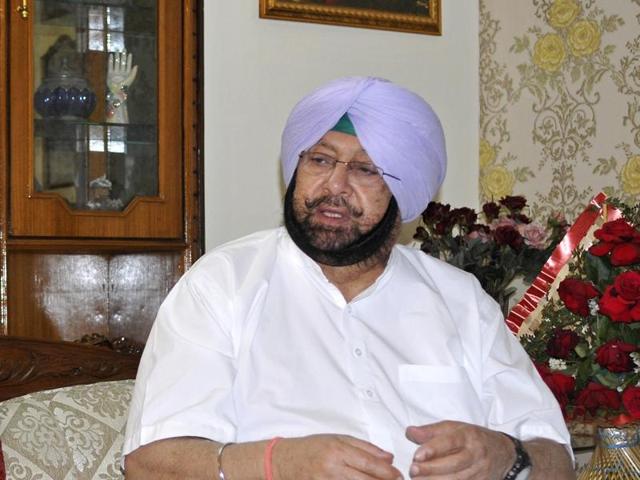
[414,195,568,317]
[519,200,640,423]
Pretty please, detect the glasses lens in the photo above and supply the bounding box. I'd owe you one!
[300,152,384,185]
[348,162,382,181]
[301,152,334,174]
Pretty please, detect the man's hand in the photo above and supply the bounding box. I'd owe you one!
[405,421,515,479]
[274,434,403,480]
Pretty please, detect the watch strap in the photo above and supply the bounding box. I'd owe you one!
[502,433,531,480]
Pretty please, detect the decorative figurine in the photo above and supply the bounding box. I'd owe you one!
[106,51,138,124]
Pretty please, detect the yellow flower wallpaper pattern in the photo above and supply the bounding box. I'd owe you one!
[480,0,640,222]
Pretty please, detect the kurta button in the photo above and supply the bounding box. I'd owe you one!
[354,347,363,357]
[366,389,374,398]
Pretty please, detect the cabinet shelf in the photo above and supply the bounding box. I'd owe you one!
[34,118,156,146]
[39,0,157,35]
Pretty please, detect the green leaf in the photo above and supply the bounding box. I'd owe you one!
[575,359,593,388]
[604,45,616,56]
[594,370,622,389]
[596,315,610,341]
[584,253,613,289]
[574,342,590,359]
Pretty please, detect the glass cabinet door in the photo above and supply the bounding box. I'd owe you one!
[9,0,182,239]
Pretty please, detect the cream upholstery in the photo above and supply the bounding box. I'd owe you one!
[0,379,134,480]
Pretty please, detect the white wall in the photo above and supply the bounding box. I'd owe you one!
[204,2,479,249]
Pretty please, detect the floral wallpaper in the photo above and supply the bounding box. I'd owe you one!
[480,0,640,222]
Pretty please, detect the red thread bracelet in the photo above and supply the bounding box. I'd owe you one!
[263,437,282,480]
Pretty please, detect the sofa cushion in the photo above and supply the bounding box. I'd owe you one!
[0,379,134,480]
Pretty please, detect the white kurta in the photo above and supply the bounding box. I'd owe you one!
[123,227,570,475]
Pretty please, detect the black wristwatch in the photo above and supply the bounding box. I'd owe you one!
[502,433,531,479]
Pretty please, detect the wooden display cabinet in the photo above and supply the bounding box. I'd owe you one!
[0,0,203,343]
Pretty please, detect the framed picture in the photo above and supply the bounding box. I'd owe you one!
[259,0,441,36]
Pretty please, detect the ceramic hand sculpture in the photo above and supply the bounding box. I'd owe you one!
[106,51,138,124]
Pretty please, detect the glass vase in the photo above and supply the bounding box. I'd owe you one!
[577,424,640,479]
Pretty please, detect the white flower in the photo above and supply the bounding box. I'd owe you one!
[549,358,567,370]
[617,386,625,392]
[588,298,599,316]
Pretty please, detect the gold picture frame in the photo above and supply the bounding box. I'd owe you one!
[259,1,441,36]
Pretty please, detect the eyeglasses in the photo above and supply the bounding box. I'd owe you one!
[298,151,400,186]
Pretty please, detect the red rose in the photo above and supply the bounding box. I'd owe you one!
[422,201,451,224]
[482,202,501,221]
[575,382,621,416]
[493,225,524,249]
[599,284,640,323]
[534,362,550,376]
[451,207,477,227]
[594,219,638,243]
[595,339,637,372]
[511,213,532,224]
[499,195,527,212]
[435,218,455,235]
[557,278,600,316]
[588,242,614,256]
[610,243,640,266]
[537,368,575,410]
[546,329,580,359]
[615,271,640,301]
[622,386,640,419]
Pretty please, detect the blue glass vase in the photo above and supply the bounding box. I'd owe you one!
[34,76,96,119]
[34,35,96,119]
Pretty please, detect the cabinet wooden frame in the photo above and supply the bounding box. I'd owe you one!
[1,0,9,334]
[259,0,441,35]
[8,0,183,239]
[0,0,204,337]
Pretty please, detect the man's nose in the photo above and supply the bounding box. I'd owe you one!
[325,162,353,194]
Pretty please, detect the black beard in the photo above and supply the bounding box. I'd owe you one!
[283,175,400,267]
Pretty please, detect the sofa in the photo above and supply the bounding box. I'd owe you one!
[0,336,141,480]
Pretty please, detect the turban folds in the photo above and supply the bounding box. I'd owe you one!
[280,77,447,223]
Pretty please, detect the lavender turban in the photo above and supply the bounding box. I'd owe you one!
[280,77,447,223]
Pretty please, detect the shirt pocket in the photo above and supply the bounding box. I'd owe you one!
[398,364,484,426]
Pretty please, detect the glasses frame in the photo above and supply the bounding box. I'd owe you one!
[298,151,401,183]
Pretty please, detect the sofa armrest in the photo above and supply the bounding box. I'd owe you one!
[0,379,134,480]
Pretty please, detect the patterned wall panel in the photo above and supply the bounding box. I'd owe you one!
[480,0,640,221]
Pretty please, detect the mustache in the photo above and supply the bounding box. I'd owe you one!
[304,195,363,218]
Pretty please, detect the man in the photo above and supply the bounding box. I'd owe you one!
[123,77,575,479]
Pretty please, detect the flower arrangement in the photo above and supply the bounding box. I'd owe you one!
[414,195,568,316]
[519,200,640,423]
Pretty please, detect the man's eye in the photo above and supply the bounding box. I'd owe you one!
[310,154,333,165]
[352,163,378,176]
